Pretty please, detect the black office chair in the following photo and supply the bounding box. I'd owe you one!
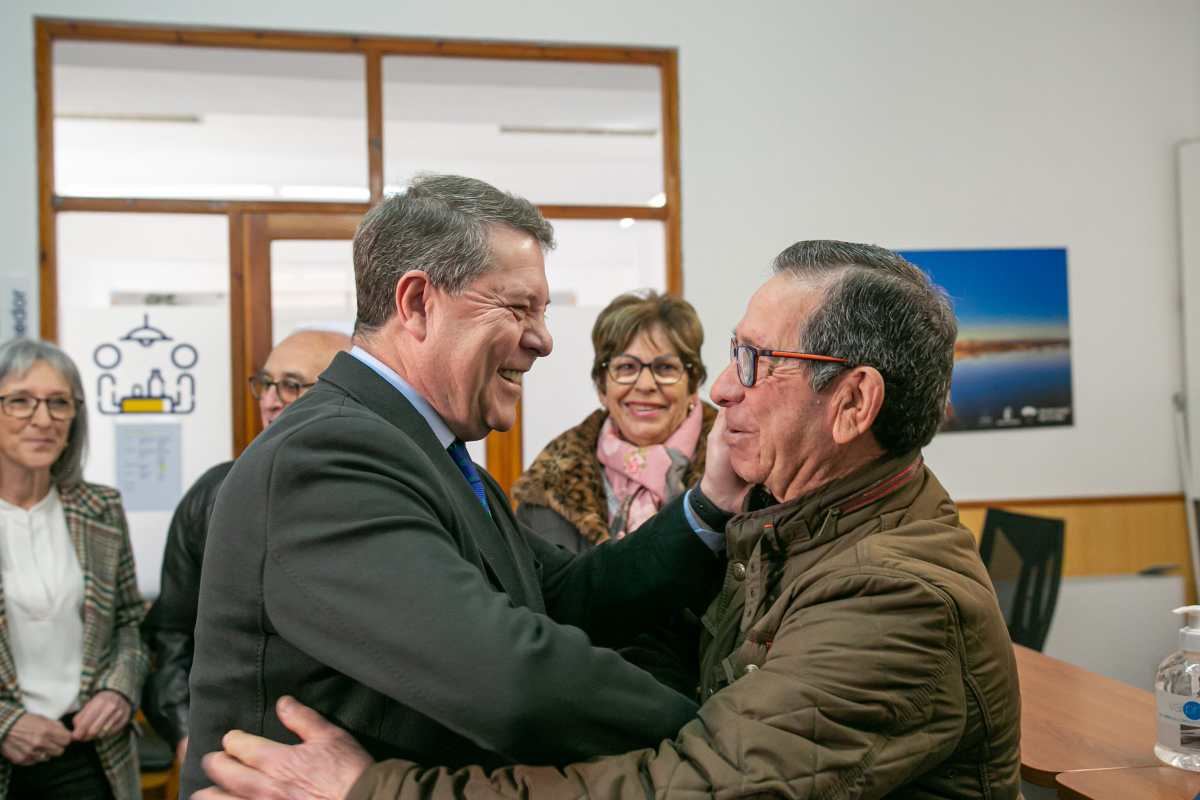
[978,508,1065,652]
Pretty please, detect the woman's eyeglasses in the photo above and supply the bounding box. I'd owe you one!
[730,338,848,388]
[0,394,78,420]
[604,355,691,386]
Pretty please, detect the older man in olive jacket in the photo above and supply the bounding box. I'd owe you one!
[198,240,1022,800]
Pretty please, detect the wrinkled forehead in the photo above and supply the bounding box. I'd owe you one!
[735,275,826,346]
[474,225,550,297]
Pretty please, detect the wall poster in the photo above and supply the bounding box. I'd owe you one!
[899,248,1073,433]
[60,305,231,597]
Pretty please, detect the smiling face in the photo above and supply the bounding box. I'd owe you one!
[0,360,74,478]
[421,225,553,441]
[598,326,693,447]
[710,274,837,500]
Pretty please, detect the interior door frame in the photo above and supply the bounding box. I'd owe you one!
[231,212,361,451]
[233,211,524,490]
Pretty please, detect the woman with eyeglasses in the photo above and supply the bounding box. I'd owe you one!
[512,291,716,552]
[0,339,147,800]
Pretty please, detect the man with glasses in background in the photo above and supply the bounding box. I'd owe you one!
[141,329,349,767]
[198,240,1022,800]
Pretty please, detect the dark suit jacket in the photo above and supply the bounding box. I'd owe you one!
[181,353,723,794]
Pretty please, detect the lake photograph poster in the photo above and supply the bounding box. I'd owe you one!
[898,248,1073,433]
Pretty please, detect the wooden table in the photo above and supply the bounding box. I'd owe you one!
[1014,644,1161,786]
[1056,765,1200,799]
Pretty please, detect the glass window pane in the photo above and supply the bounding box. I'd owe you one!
[545,218,665,306]
[270,240,357,344]
[383,56,663,206]
[523,218,666,465]
[54,43,368,201]
[57,212,231,597]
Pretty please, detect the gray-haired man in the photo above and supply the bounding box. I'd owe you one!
[180,175,742,795]
[197,241,1022,800]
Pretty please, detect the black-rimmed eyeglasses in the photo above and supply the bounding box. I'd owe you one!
[730,338,848,388]
[604,355,691,386]
[248,375,315,403]
[0,394,78,421]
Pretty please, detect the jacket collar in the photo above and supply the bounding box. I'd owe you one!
[726,450,925,563]
[57,481,112,522]
[318,352,451,458]
[317,353,539,609]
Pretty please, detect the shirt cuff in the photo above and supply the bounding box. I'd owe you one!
[683,488,726,554]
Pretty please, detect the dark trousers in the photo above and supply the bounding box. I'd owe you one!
[8,716,114,800]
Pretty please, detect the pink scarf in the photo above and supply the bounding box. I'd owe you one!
[596,399,704,538]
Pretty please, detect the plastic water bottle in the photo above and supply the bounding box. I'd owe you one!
[1155,605,1200,771]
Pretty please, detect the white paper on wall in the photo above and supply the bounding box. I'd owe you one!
[116,423,182,512]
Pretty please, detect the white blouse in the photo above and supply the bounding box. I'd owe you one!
[0,488,84,719]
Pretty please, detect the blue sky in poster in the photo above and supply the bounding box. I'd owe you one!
[898,248,1070,338]
[895,247,1073,430]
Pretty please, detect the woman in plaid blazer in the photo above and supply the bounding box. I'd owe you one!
[0,339,148,799]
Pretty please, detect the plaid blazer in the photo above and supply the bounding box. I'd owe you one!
[0,481,148,800]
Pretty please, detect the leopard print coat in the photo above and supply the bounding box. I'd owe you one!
[512,403,718,547]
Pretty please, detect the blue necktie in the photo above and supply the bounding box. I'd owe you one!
[448,440,490,513]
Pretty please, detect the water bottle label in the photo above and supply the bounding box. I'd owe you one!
[1157,691,1200,749]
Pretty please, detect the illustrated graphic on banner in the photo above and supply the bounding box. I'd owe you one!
[899,248,1072,433]
[116,423,182,512]
[93,314,200,415]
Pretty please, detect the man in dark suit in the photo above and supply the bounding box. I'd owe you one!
[181,174,743,796]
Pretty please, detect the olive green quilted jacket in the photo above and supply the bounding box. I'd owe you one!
[350,452,1022,799]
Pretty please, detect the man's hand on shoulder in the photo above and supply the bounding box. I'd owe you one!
[195,697,374,800]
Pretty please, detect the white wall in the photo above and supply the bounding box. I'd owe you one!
[1180,141,1200,500]
[3,0,1199,503]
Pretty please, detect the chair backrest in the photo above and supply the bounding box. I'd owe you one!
[979,508,1065,651]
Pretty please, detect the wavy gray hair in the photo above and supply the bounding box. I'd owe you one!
[0,339,89,486]
[772,240,957,456]
[352,173,556,336]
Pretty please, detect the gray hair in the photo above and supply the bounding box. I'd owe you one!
[772,240,957,456]
[0,339,89,487]
[352,174,556,335]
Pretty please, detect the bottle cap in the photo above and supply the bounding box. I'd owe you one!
[1173,606,1200,651]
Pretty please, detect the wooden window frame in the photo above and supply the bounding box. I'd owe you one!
[34,18,683,490]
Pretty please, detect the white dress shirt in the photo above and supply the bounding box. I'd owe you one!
[0,488,84,719]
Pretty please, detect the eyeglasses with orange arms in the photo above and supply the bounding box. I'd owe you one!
[730,338,849,388]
